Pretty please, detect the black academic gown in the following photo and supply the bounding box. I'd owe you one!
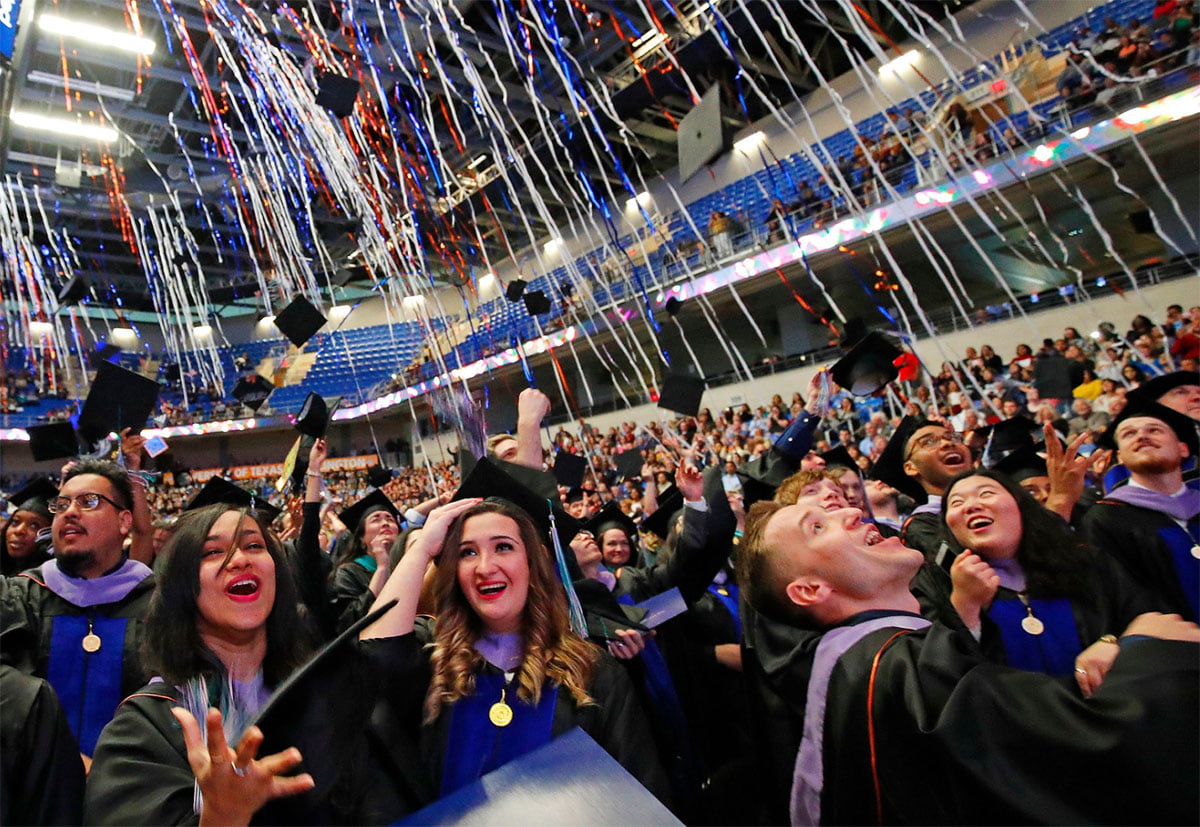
[327,559,381,634]
[358,624,670,820]
[763,612,1198,825]
[1083,499,1200,622]
[0,570,156,757]
[910,555,1159,675]
[0,666,85,826]
[899,511,959,568]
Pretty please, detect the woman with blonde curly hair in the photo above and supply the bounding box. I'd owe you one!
[360,497,667,806]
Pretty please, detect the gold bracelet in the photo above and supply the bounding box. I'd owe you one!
[1097,634,1120,646]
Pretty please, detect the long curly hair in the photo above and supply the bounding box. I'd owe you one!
[142,505,310,687]
[941,470,1093,598]
[423,499,596,723]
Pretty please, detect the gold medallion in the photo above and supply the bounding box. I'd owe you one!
[1020,616,1044,636]
[82,632,102,653]
[489,701,513,727]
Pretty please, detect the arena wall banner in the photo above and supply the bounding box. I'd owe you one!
[189,454,380,482]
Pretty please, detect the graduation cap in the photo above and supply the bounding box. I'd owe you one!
[830,331,902,396]
[979,417,1040,469]
[233,375,274,412]
[162,363,181,383]
[57,273,90,305]
[26,421,81,462]
[367,465,394,489]
[656,374,706,417]
[294,393,342,438]
[552,450,588,489]
[523,290,552,316]
[76,361,162,444]
[1130,370,1200,404]
[993,444,1048,483]
[868,415,929,504]
[584,501,638,543]
[664,297,683,318]
[314,71,360,118]
[564,487,587,505]
[1099,396,1199,455]
[640,487,685,539]
[820,445,857,471]
[611,449,644,481]
[736,450,800,507]
[6,478,58,520]
[88,343,121,370]
[250,598,398,824]
[505,278,528,302]
[454,457,582,555]
[337,489,401,535]
[185,476,283,523]
[274,296,327,348]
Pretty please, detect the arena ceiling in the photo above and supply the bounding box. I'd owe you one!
[2,0,976,312]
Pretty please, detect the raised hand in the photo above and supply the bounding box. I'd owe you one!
[949,551,1000,630]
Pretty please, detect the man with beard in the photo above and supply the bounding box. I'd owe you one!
[1083,397,1199,621]
[738,499,1199,825]
[870,417,973,567]
[0,460,155,764]
[1102,370,1199,491]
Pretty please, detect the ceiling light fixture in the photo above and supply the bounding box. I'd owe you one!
[878,50,919,75]
[9,110,118,142]
[30,321,54,334]
[467,155,488,169]
[39,14,156,55]
[26,70,136,102]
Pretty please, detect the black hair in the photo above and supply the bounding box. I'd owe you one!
[941,470,1092,599]
[334,505,395,568]
[142,504,311,687]
[62,459,133,511]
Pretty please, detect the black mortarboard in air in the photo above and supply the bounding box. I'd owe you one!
[454,457,582,558]
[640,487,685,539]
[294,393,342,438]
[820,445,857,471]
[505,279,528,302]
[979,416,1040,469]
[522,290,552,316]
[250,598,398,824]
[337,489,401,535]
[584,501,638,544]
[233,375,274,412]
[57,273,91,305]
[657,374,706,417]
[664,297,683,318]
[552,451,588,489]
[564,487,587,505]
[76,361,162,444]
[26,421,81,462]
[1099,396,1199,455]
[315,71,361,118]
[830,331,902,396]
[737,450,800,507]
[993,444,1049,483]
[1129,370,1200,405]
[869,415,929,504]
[367,465,394,489]
[274,296,327,347]
[88,343,121,370]
[611,449,644,480]
[184,476,283,523]
[7,478,58,520]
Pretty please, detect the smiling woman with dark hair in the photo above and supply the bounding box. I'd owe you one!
[910,470,1159,696]
[85,505,318,825]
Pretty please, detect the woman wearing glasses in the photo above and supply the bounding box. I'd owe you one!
[1,460,157,762]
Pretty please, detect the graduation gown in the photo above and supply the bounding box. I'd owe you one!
[359,625,670,817]
[0,563,155,756]
[1082,496,1200,621]
[763,611,1198,825]
[327,559,376,634]
[898,509,959,568]
[0,666,85,826]
[910,555,1158,677]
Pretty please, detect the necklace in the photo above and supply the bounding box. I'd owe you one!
[489,686,513,727]
[1016,592,1043,636]
[82,617,102,652]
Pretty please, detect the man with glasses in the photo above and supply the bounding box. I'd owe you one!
[1,459,155,766]
[870,416,972,567]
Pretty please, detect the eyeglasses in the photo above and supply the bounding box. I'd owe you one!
[47,492,126,514]
[905,431,965,460]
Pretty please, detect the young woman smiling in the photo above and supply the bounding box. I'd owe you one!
[910,471,1159,697]
[85,505,317,825]
[360,497,667,806]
